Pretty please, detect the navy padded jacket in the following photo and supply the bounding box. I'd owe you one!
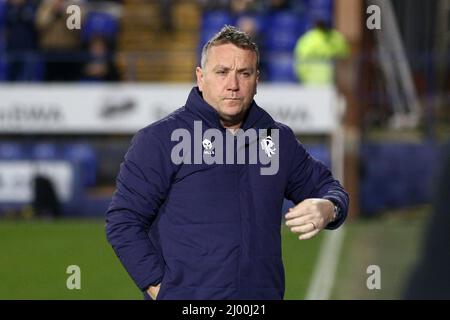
[105,87,349,300]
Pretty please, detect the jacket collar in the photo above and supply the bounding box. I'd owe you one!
[185,87,275,131]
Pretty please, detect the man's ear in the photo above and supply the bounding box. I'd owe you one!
[196,67,204,91]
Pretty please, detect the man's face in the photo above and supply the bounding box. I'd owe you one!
[196,43,259,126]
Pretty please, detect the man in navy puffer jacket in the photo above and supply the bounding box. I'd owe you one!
[105,25,349,300]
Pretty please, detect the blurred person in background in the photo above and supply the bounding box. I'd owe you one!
[80,35,120,82]
[35,0,83,81]
[32,174,61,219]
[294,17,349,85]
[105,26,348,300]
[4,0,39,81]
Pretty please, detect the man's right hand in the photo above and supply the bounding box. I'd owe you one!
[147,284,161,300]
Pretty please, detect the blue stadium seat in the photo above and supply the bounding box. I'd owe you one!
[305,0,333,25]
[0,143,27,160]
[63,144,97,187]
[0,53,44,82]
[265,30,300,53]
[81,12,119,42]
[17,53,44,82]
[268,11,300,30]
[201,10,234,31]
[199,11,235,50]
[27,54,44,82]
[266,53,296,82]
[31,143,59,160]
[264,11,309,53]
[269,11,309,33]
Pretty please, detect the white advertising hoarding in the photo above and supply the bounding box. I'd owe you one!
[0,84,338,134]
[0,161,73,203]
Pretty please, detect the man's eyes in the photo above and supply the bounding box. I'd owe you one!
[214,70,252,76]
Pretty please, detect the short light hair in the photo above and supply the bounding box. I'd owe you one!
[200,25,260,70]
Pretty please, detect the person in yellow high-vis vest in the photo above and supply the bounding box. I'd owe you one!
[294,20,349,85]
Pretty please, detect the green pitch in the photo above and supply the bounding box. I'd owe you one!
[0,219,322,300]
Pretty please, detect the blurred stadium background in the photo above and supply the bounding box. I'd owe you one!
[0,0,449,299]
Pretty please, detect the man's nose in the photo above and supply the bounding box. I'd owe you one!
[226,73,239,91]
